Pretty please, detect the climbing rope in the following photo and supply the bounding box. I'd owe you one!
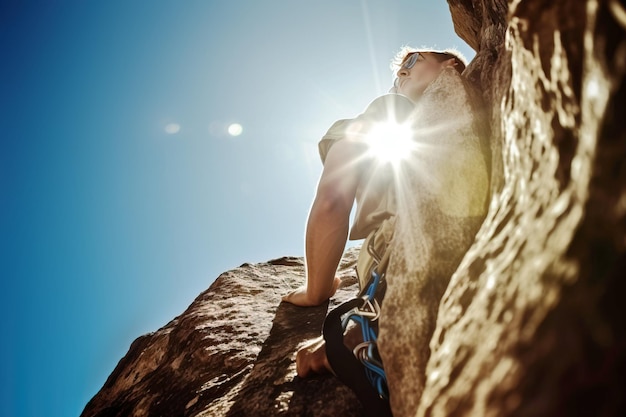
[340,268,389,399]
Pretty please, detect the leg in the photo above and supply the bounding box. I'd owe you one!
[295,325,362,378]
[295,336,333,377]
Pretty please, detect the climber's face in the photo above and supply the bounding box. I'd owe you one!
[395,52,449,101]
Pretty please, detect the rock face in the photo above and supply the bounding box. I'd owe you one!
[81,249,365,417]
[83,1,626,416]
[376,67,491,417]
[417,0,626,416]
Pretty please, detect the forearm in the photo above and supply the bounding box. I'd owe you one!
[304,197,351,304]
[283,138,364,307]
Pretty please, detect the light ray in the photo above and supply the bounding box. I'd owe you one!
[361,0,382,93]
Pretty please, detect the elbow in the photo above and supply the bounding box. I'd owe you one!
[313,189,353,215]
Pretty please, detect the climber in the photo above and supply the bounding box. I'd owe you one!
[282,48,468,376]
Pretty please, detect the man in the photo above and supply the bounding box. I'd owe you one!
[283,48,489,416]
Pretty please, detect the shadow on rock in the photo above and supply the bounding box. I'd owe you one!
[225,300,363,417]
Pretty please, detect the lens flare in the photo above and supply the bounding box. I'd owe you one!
[365,121,414,165]
[228,123,243,136]
[164,123,181,134]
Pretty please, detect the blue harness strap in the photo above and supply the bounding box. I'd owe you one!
[323,269,392,417]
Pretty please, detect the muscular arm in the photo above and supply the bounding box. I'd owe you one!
[283,139,367,306]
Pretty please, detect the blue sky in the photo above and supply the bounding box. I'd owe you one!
[0,1,474,416]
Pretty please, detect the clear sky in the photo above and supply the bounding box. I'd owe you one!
[0,1,474,416]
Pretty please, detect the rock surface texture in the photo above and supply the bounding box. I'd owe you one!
[83,0,626,416]
[418,0,626,416]
[81,249,365,417]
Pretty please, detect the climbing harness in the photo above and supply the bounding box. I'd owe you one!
[344,270,387,397]
[323,239,392,417]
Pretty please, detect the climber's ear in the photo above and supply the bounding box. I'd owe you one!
[441,57,459,69]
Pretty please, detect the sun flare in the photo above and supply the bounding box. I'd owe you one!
[365,120,415,166]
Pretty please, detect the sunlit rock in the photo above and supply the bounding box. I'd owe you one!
[378,67,491,417]
[81,249,364,416]
[417,1,626,416]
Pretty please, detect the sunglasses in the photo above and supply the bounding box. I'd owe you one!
[401,51,457,70]
[401,52,423,70]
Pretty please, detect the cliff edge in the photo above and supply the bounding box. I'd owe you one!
[82,249,365,416]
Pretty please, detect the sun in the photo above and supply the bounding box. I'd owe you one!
[365,120,415,166]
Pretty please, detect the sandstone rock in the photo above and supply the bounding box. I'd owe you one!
[81,248,365,417]
[416,1,626,416]
[377,67,492,417]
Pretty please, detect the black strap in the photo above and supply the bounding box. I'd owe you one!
[323,297,392,417]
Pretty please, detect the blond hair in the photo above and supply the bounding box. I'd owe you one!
[391,46,467,74]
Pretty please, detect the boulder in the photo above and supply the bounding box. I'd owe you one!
[81,249,365,416]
